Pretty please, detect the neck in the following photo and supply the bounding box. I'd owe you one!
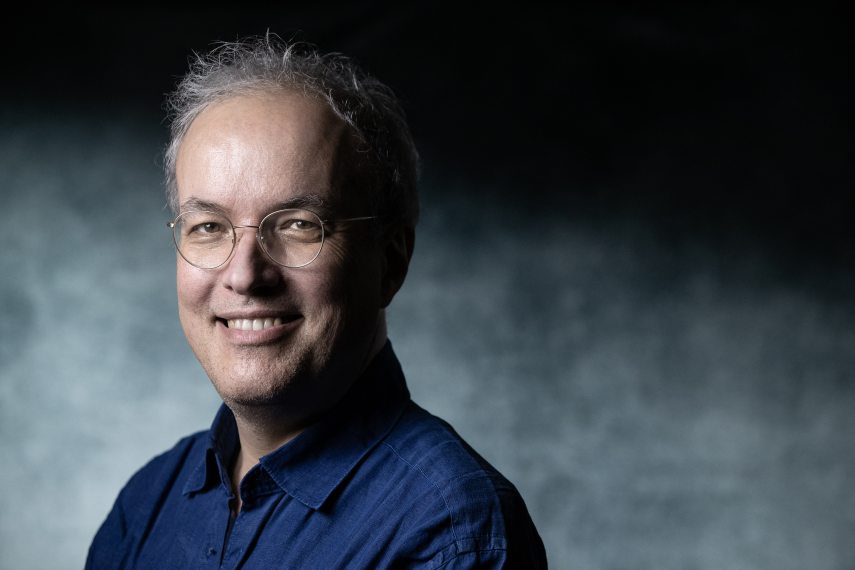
[228,409,302,510]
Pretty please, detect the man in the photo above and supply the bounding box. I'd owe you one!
[87,37,546,568]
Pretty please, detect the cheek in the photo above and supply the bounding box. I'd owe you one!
[330,247,385,313]
[322,241,378,292]
[176,261,211,315]
[296,245,381,322]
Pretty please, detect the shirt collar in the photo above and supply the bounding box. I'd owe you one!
[182,402,241,496]
[184,341,410,509]
[260,341,410,509]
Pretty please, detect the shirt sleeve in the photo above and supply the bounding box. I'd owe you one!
[426,539,548,570]
[85,493,129,569]
[83,433,205,569]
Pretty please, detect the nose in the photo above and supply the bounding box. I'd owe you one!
[221,226,283,295]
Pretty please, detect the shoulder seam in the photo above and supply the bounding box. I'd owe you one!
[381,441,459,544]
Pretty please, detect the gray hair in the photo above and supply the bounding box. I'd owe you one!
[163,36,420,228]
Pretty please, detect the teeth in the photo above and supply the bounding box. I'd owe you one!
[227,317,285,330]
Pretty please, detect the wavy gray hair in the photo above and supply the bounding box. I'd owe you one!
[163,36,420,228]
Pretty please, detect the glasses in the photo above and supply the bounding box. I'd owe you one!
[167,209,375,269]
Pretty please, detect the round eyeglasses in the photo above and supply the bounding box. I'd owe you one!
[167,209,376,269]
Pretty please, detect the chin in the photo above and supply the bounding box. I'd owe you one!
[213,373,298,409]
[203,350,296,400]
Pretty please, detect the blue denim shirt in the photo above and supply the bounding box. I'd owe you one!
[86,343,547,568]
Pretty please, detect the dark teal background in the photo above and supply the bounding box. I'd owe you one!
[2,6,853,569]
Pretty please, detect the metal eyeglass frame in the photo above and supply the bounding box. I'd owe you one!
[167,208,376,269]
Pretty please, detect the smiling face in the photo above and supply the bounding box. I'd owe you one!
[174,90,389,421]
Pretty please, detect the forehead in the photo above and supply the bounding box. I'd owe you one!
[175,91,355,214]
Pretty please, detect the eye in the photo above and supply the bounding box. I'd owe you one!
[191,221,225,234]
[287,219,319,231]
[178,212,231,242]
[266,211,324,243]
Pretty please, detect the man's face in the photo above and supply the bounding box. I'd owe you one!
[175,91,387,419]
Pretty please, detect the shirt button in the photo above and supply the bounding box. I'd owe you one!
[207,547,217,557]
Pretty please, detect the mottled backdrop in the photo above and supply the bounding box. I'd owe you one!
[2,6,854,570]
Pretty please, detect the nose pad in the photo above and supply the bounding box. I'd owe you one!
[230,225,265,258]
[222,226,281,294]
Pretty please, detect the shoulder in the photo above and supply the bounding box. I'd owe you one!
[382,404,507,500]
[125,430,208,485]
[376,403,547,568]
[86,431,211,569]
[115,430,209,512]
[383,403,514,495]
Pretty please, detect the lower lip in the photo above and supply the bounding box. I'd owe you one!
[216,317,303,345]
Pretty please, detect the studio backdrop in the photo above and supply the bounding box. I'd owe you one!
[1,6,853,569]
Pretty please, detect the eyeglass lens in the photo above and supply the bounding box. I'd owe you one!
[172,209,325,269]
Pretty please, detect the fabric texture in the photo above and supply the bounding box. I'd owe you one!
[86,342,547,569]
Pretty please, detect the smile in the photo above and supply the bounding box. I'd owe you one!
[227,317,285,331]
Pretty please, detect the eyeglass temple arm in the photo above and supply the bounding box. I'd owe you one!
[325,216,377,223]
[167,216,377,229]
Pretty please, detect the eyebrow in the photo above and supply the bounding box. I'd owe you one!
[180,194,333,216]
[179,197,228,215]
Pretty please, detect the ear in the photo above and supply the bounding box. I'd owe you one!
[379,225,415,308]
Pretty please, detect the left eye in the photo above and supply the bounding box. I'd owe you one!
[280,218,320,232]
[268,216,323,243]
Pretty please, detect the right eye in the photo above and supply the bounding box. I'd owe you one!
[180,214,230,242]
[190,221,225,235]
